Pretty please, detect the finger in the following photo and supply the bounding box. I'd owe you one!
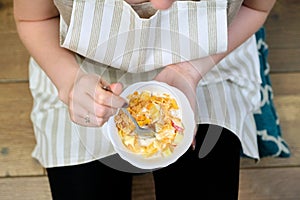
[98,78,110,88]
[80,107,112,127]
[95,85,128,108]
[69,96,111,127]
[150,0,175,9]
[81,113,109,127]
[191,124,198,150]
[69,107,103,127]
[191,138,196,150]
[93,103,118,119]
[109,82,124,95]
[76,90,119,120]
[82,113,102,127]
[78,95,118,120]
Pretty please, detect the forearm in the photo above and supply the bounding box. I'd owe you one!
[15,16,81,104]
[220,2,274,62]
[188,0,276,83]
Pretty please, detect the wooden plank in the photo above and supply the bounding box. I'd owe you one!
[0,82,44,177]
[241,95,300,168]
[0,0,30,81]
[1,168,299,200]
[265,0,300,49]
[0,32,29,81]
[0,176,52,200]
[241,73,300,168]
[271,72,300,96]
[275,96,300,124]
[265,0,300,72]
[0,0,299,81]
[268,49,300,73]
[239,167,300,200]
[132,173,155,200]
[0,0,16,32]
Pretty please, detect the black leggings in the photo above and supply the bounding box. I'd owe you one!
[46,124,241,200]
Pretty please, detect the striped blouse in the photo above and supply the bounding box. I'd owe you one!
[29,0,261,168]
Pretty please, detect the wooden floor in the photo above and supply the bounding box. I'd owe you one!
[1,0,300,199]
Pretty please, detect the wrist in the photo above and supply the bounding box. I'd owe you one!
[168,63,200,88]
[187,53,226,82]
[57,68,86,105]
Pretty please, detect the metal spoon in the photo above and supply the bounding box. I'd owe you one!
[102,85,156,138]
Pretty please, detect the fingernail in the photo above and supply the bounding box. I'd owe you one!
[191,140,196,151]
[102,85,112,92]
[122,102,129,108]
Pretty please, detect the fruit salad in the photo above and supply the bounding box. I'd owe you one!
[114,90,184,158]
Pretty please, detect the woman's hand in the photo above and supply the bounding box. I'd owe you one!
[154,62,201,113]
[68,72,127,127]
[154,62,202,149]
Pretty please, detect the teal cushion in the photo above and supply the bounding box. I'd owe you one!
[253,27,291,158]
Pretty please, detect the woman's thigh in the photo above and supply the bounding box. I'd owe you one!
[46,158,133,200]
[152,124,242,200]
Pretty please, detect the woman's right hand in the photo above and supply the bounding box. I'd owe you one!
[67,72,128,127]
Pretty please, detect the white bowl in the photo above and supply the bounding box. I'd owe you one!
[106,81,195,169]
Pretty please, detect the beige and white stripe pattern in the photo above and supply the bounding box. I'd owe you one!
[29,37,261,168]
[29,59,116,167]
[29,0,261,168]
[61,0,228,72]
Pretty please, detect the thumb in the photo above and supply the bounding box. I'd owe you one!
[109,82,124,95]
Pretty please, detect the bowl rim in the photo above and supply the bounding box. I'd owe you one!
[106,80,195,169]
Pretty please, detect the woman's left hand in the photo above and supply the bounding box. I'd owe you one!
[154,62,200,112]
[154,62,201,149]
